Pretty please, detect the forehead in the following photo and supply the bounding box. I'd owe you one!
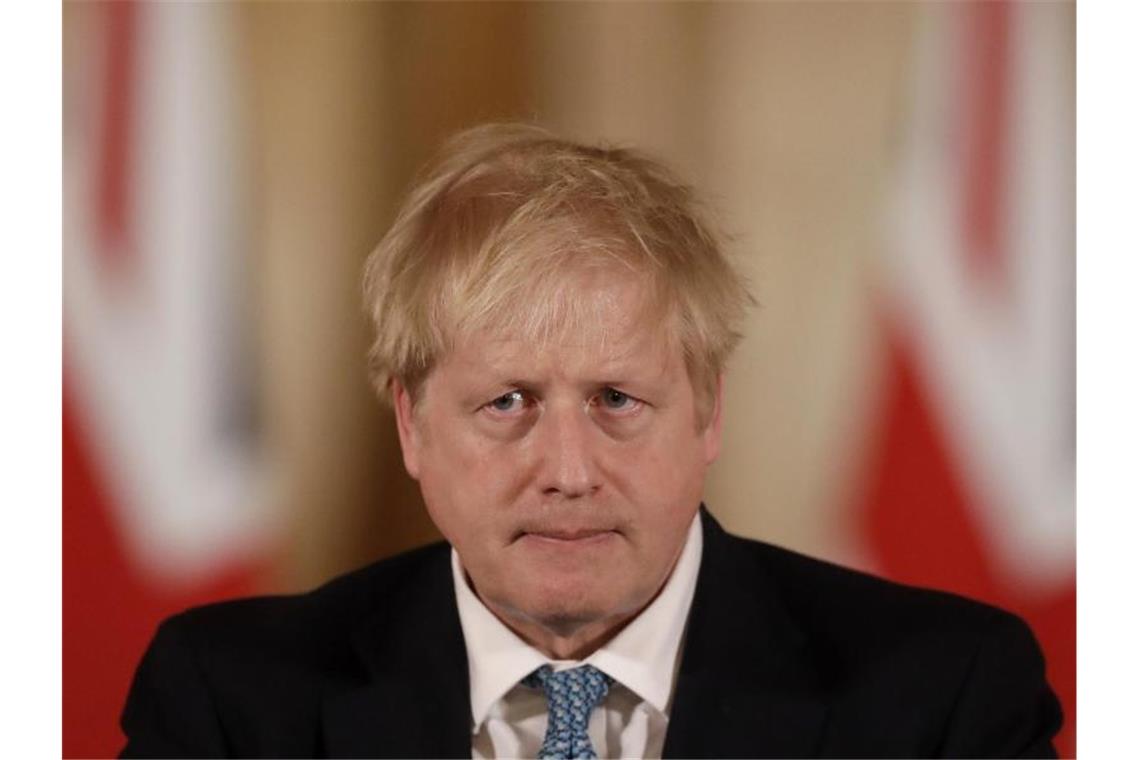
[439,271,680,383]
[451,324,676,383]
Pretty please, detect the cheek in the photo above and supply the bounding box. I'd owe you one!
[417,430,535,529]
[610,425,708,500]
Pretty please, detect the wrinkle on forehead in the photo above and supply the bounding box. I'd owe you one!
[464,323,676,385]
[447,265,675,368]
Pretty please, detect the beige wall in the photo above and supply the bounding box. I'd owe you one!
[240,3,918,591]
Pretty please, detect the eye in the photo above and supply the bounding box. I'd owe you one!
[484,390,529,416]
[596,387,641,413]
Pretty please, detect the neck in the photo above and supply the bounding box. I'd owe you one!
[495,609,637,661]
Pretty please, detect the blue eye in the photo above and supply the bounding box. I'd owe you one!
[600,387,634,410]
[487,391,525,414]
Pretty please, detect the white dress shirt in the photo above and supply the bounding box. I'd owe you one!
[451,512,703,759]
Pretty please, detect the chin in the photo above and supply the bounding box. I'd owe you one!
[512,582,638,633]
[520,603,618,638]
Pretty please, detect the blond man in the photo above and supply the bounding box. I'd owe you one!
[122,125,1061,759]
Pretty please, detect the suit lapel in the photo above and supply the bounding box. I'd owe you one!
[321,548,472,758]
[663,508,829,758]
[665,674,829,759]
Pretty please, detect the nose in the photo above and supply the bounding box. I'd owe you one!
[536,402,602,499]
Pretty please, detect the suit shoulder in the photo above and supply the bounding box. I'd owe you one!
[122,542,457,756]
[718,531,1060,755]
[725,530,1029,646]
[163,540,451,654]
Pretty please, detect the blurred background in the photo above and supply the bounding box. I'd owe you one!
[62,2,1075,756]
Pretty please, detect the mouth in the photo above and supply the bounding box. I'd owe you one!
[515,527,619,545]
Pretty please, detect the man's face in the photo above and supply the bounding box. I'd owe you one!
[392,275,723,646]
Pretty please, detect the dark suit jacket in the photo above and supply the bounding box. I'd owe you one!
[121,509,1061,758]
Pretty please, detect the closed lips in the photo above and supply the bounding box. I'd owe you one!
[526,529,615,540]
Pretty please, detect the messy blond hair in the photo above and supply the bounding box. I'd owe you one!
[362,123,752,421]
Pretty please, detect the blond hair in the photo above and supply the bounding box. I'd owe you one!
[362,123,752,421]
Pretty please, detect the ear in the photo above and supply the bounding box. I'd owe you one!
[391,378,422,480]
[701,373,725,465]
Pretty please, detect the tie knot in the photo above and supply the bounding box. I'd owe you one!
[522,665,614,759]
[523,664,613,705]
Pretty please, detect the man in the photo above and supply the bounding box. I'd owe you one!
[121,124,1061,758]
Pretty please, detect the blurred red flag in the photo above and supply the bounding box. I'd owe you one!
[63,3,275,756]
[860,3,1075,755]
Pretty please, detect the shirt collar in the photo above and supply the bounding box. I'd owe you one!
[452,511,703,731]
[452,549,548,732]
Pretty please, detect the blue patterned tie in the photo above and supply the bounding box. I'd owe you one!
[522,664,614,759]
